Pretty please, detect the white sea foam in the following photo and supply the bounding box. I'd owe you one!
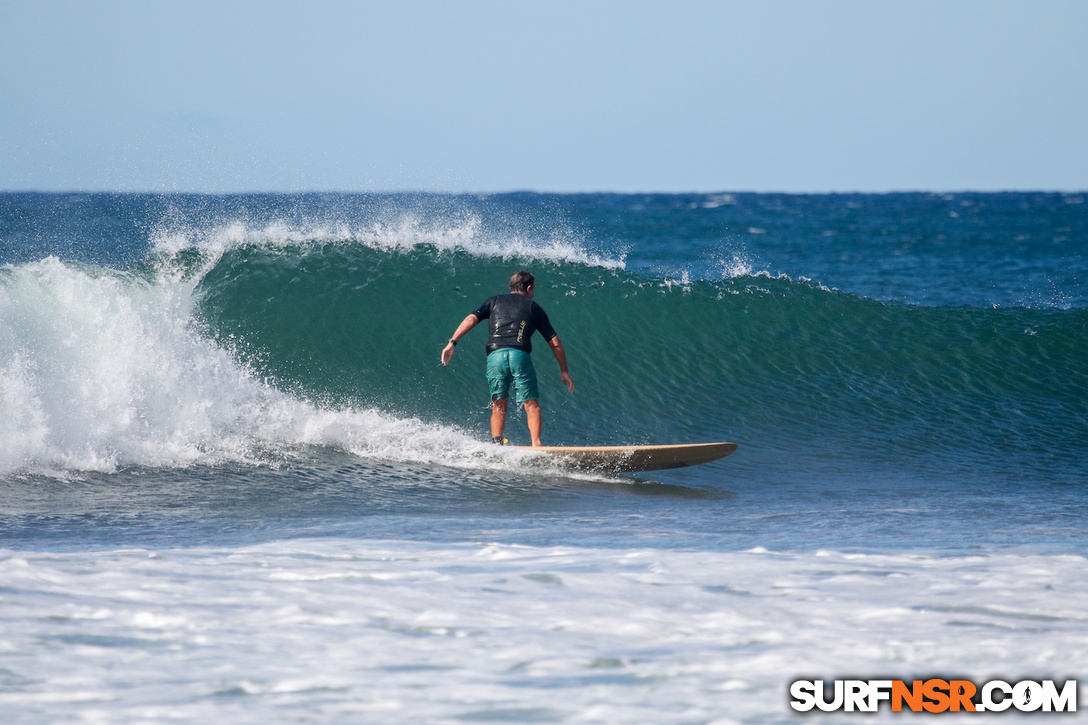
[1,540,1084,722]
[0,257,555,477]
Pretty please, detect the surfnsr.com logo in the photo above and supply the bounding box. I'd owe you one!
[789,679,1078,713]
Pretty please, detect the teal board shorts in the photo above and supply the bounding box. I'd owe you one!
[486,348,539,404]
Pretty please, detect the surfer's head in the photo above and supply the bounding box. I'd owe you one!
[510,270,535,295]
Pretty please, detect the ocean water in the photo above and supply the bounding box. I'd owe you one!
[1,191,1085,722]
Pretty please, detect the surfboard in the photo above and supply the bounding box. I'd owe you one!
[516,441,737,473]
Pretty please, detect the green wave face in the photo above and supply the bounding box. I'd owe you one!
[192,239,1087,480]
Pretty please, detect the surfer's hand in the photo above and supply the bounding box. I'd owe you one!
[440,343,455,366]
[561,371,574,392]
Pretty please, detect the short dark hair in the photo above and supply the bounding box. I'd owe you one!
[510,270,534,293]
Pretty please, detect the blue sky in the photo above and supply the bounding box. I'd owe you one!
[2,0,1085,193]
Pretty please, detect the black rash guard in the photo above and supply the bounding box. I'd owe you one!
[471,293,558,355]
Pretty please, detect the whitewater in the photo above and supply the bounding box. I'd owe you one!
[1,191,1085,722]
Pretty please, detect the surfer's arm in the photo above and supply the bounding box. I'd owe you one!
[548,335,574,392]
[441,314,480,365]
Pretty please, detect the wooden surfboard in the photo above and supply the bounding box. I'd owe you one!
[516,441,737,473]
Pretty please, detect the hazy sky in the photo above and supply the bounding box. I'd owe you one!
[2,0,1085,193]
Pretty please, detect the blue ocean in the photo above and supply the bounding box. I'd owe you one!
[1,191,1085,722]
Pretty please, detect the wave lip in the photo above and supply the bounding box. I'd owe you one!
[150,214,625,271]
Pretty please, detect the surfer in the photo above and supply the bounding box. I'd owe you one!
[441,270,574,447]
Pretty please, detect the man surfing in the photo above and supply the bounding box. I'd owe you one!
[440,270,574,446]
